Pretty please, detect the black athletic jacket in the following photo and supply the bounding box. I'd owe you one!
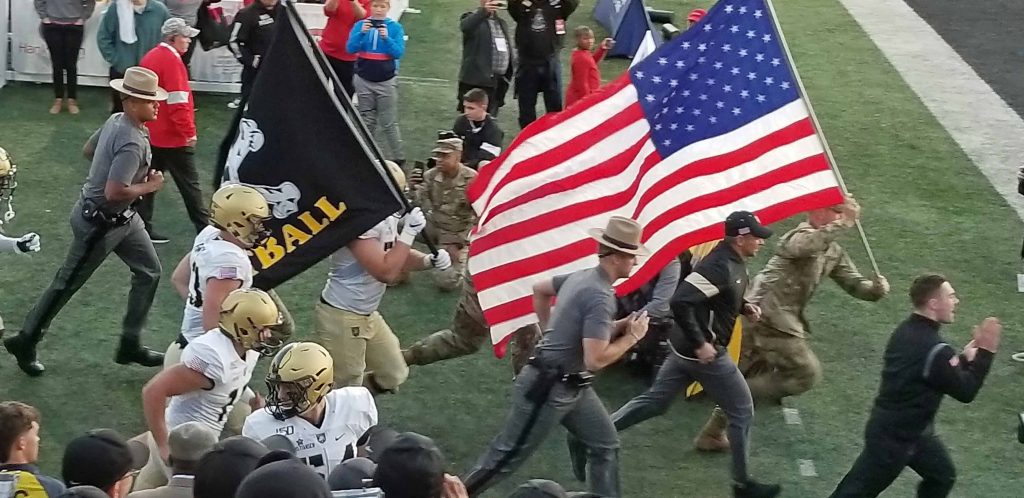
[668,242,749,358]
[229,2,279,69]
[866,313,994,440]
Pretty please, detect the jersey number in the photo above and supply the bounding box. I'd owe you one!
[217,388,241,423]
[188,261,204,308]
[301,454,327,478]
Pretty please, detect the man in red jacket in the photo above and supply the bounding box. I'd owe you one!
[138,17,208,244]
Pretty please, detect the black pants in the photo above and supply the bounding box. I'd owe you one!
[456,80,507,117]
[138,146,209,234]
[326,55,356,99]
[110,68,125,114]
[515,57,562,129]
[42,23,84,99]
[182,35,198,73]
[829,431,956,498]
[19,201,161,350]
[240,65,258,102]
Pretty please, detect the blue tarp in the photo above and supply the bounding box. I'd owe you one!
[593,0,661,58]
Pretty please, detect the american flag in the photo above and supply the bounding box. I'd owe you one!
[468,0,844,353]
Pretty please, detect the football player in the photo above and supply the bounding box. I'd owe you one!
[315,161,451,394]
[139,288,285,486]
[243,342,378,478]
[167,183,271,365]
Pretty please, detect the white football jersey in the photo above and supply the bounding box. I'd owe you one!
[181,226,253,342]
[321,217,399,315]
[166,330,259,433]
[242,387,378,477]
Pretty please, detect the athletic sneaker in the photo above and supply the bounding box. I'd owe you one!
[734,480,781,498]
[227,98,241,109]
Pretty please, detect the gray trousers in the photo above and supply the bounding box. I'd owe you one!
[463,365,621,497]
[354,75,404,161]
[20,201,161,348]
[611,351,754,482]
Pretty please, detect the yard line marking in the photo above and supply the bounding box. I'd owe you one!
[798,459,818,477]
[399,75,452,84]
[837,0,1024,220]
[782,407,803,425]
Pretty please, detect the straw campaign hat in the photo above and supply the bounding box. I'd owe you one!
[109,66,168,101]
[587,216,650,256]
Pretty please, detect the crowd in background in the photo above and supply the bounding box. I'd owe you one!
[6,1,998,498]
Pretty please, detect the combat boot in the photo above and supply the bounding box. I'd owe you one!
[694,406,730,452]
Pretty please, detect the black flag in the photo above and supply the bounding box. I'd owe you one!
[219,2,404,289]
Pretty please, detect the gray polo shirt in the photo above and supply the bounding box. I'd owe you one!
[82,113,152,213]
[534,267,616,373]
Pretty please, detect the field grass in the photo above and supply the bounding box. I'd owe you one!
[2,0,1024,496]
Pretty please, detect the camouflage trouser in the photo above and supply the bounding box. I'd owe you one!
[403,275,541,374]
[740,322,822,402]
[421,221,468,292]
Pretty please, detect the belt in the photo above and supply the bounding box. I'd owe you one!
[319,296,371,316]
[82,198,135,227]
[527,357,594,388]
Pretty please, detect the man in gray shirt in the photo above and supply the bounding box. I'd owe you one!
[5,67,168,376]
[462,216,651,498]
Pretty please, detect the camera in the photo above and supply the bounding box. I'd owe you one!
[369,19,385,28]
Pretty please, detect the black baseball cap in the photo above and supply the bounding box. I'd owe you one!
[61,429,148,491]
[193,436,269,498]
[373,432,445,498]
[724,210,772,238]
[236,459,332,498]
[329,457,378,491]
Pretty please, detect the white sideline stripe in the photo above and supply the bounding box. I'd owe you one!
[837,0,1024,220]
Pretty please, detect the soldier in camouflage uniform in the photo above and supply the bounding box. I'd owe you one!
[402,268,540,373]
[409,137,478,291]
[695,196,890,451]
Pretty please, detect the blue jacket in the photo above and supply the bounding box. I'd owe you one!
[346,17,405,82]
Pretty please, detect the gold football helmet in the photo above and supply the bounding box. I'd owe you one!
[0,147,18,226]
[384,160,406,192]
[219,288,284,356]
[265,342,334,421]
[210,184,271,247]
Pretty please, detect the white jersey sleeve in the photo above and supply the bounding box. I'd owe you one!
[180,227,254,341]
[180,340,226,385]
[166,332,257,433]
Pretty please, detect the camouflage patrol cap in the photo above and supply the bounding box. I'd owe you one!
[431,137,463,154]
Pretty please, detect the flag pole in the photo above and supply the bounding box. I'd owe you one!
[283,0,438,255]
[764,0,881,275]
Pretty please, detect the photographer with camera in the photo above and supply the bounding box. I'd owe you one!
[409,136,477,292]
[458,0,515,117]
[347,0,406,165]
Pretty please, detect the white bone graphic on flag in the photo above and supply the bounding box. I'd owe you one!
[225,118,266,184]
[224,118,302,219]
[253,182,302,219]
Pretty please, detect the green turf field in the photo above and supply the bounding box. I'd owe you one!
[2,0,1023,496]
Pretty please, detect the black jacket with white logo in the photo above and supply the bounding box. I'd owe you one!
[230,3,279,69]
[668,242,749,358]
